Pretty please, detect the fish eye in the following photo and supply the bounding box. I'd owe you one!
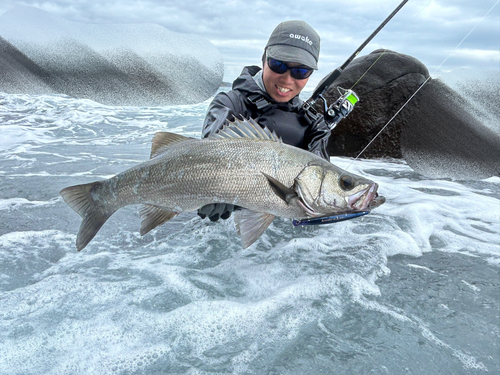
[340,175,355,190]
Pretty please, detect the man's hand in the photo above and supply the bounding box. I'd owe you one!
[197,203,235,221]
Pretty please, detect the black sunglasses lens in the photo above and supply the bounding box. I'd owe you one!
[290,68,313,80]
[268,58,287,74]
[268,58,312,80]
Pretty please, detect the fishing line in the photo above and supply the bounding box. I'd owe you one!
[349,0,433,91]
[341,0,499,174]
[350,51,387,90]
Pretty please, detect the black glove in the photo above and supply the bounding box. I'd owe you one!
[197,203,236,221]
[300,108,331,161]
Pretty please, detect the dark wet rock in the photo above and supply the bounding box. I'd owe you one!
[0,6,223,106]
[0,34,221,106]
[401,79,500,179]
[320,49,500,179]
[319,49,428,159]
[0,36,54,94]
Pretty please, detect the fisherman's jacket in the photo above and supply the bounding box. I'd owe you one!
[202,65,331,160]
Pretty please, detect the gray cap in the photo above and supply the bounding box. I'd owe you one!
[265,20,320,70]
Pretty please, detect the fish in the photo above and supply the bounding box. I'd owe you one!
[60,118,385,250]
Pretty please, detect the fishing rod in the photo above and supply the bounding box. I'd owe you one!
[302,0,409,130]
[294,0,409,227]
[296,0,500,227]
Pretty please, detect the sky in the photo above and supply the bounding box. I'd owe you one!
[0,0,498,89]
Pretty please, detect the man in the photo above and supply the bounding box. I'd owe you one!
[199,20,331,221]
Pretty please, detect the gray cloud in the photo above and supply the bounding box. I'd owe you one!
[0,0,498,87]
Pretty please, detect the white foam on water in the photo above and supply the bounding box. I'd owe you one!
[0,229,72,249]
[0,92,214,155]
[0,91,498,373]
[0,247,381,374]
[331,157,500,260]
[0,197,58,210]
[0,125,55,152]
[0,230,71,292]
[356,295,489,371]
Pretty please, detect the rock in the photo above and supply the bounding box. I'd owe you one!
[0,6,223,106]
[0,36,55,94]
[319,49,500,179]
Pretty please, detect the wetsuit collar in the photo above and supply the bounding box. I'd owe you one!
[252,70,266,92]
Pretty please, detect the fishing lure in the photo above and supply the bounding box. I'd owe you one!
[292,211,370,226]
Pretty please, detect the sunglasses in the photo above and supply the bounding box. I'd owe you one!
[267,58,313,80]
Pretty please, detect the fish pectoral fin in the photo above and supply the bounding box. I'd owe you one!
[234,209,275,248]
[139,205,179,235]
[150,132,198,158]
[262,172,297,204]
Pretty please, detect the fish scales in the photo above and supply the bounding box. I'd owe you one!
[107,137,314,217]
[60,118,384,250]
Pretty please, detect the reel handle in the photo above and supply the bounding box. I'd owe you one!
[320,87,359,130]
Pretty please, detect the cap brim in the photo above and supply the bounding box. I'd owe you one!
[267,45,318,70]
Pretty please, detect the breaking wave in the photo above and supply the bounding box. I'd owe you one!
[0,91,498,374]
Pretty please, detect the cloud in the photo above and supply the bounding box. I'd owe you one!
[0,0,498,86]
[452,48,500,62]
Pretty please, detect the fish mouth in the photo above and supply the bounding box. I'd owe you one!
[368,195,386,210]
[295,182,385,218]
[347,183,383,211]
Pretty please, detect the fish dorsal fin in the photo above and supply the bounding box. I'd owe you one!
[233,209,276,248]
[150,132,197,158]
[210,117,282,142]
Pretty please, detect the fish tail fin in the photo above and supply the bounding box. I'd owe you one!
[60,181,115,251]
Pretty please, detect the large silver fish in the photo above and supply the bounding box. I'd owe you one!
[60,119,385,250]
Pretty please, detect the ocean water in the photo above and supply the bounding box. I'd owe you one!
[0,90,499,375]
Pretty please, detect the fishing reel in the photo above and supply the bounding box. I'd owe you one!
[318,87,359,130]
[301,0,408,131]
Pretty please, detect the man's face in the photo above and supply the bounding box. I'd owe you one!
[262,60,310,103]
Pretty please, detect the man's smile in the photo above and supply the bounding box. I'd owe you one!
[276,85,292,94]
